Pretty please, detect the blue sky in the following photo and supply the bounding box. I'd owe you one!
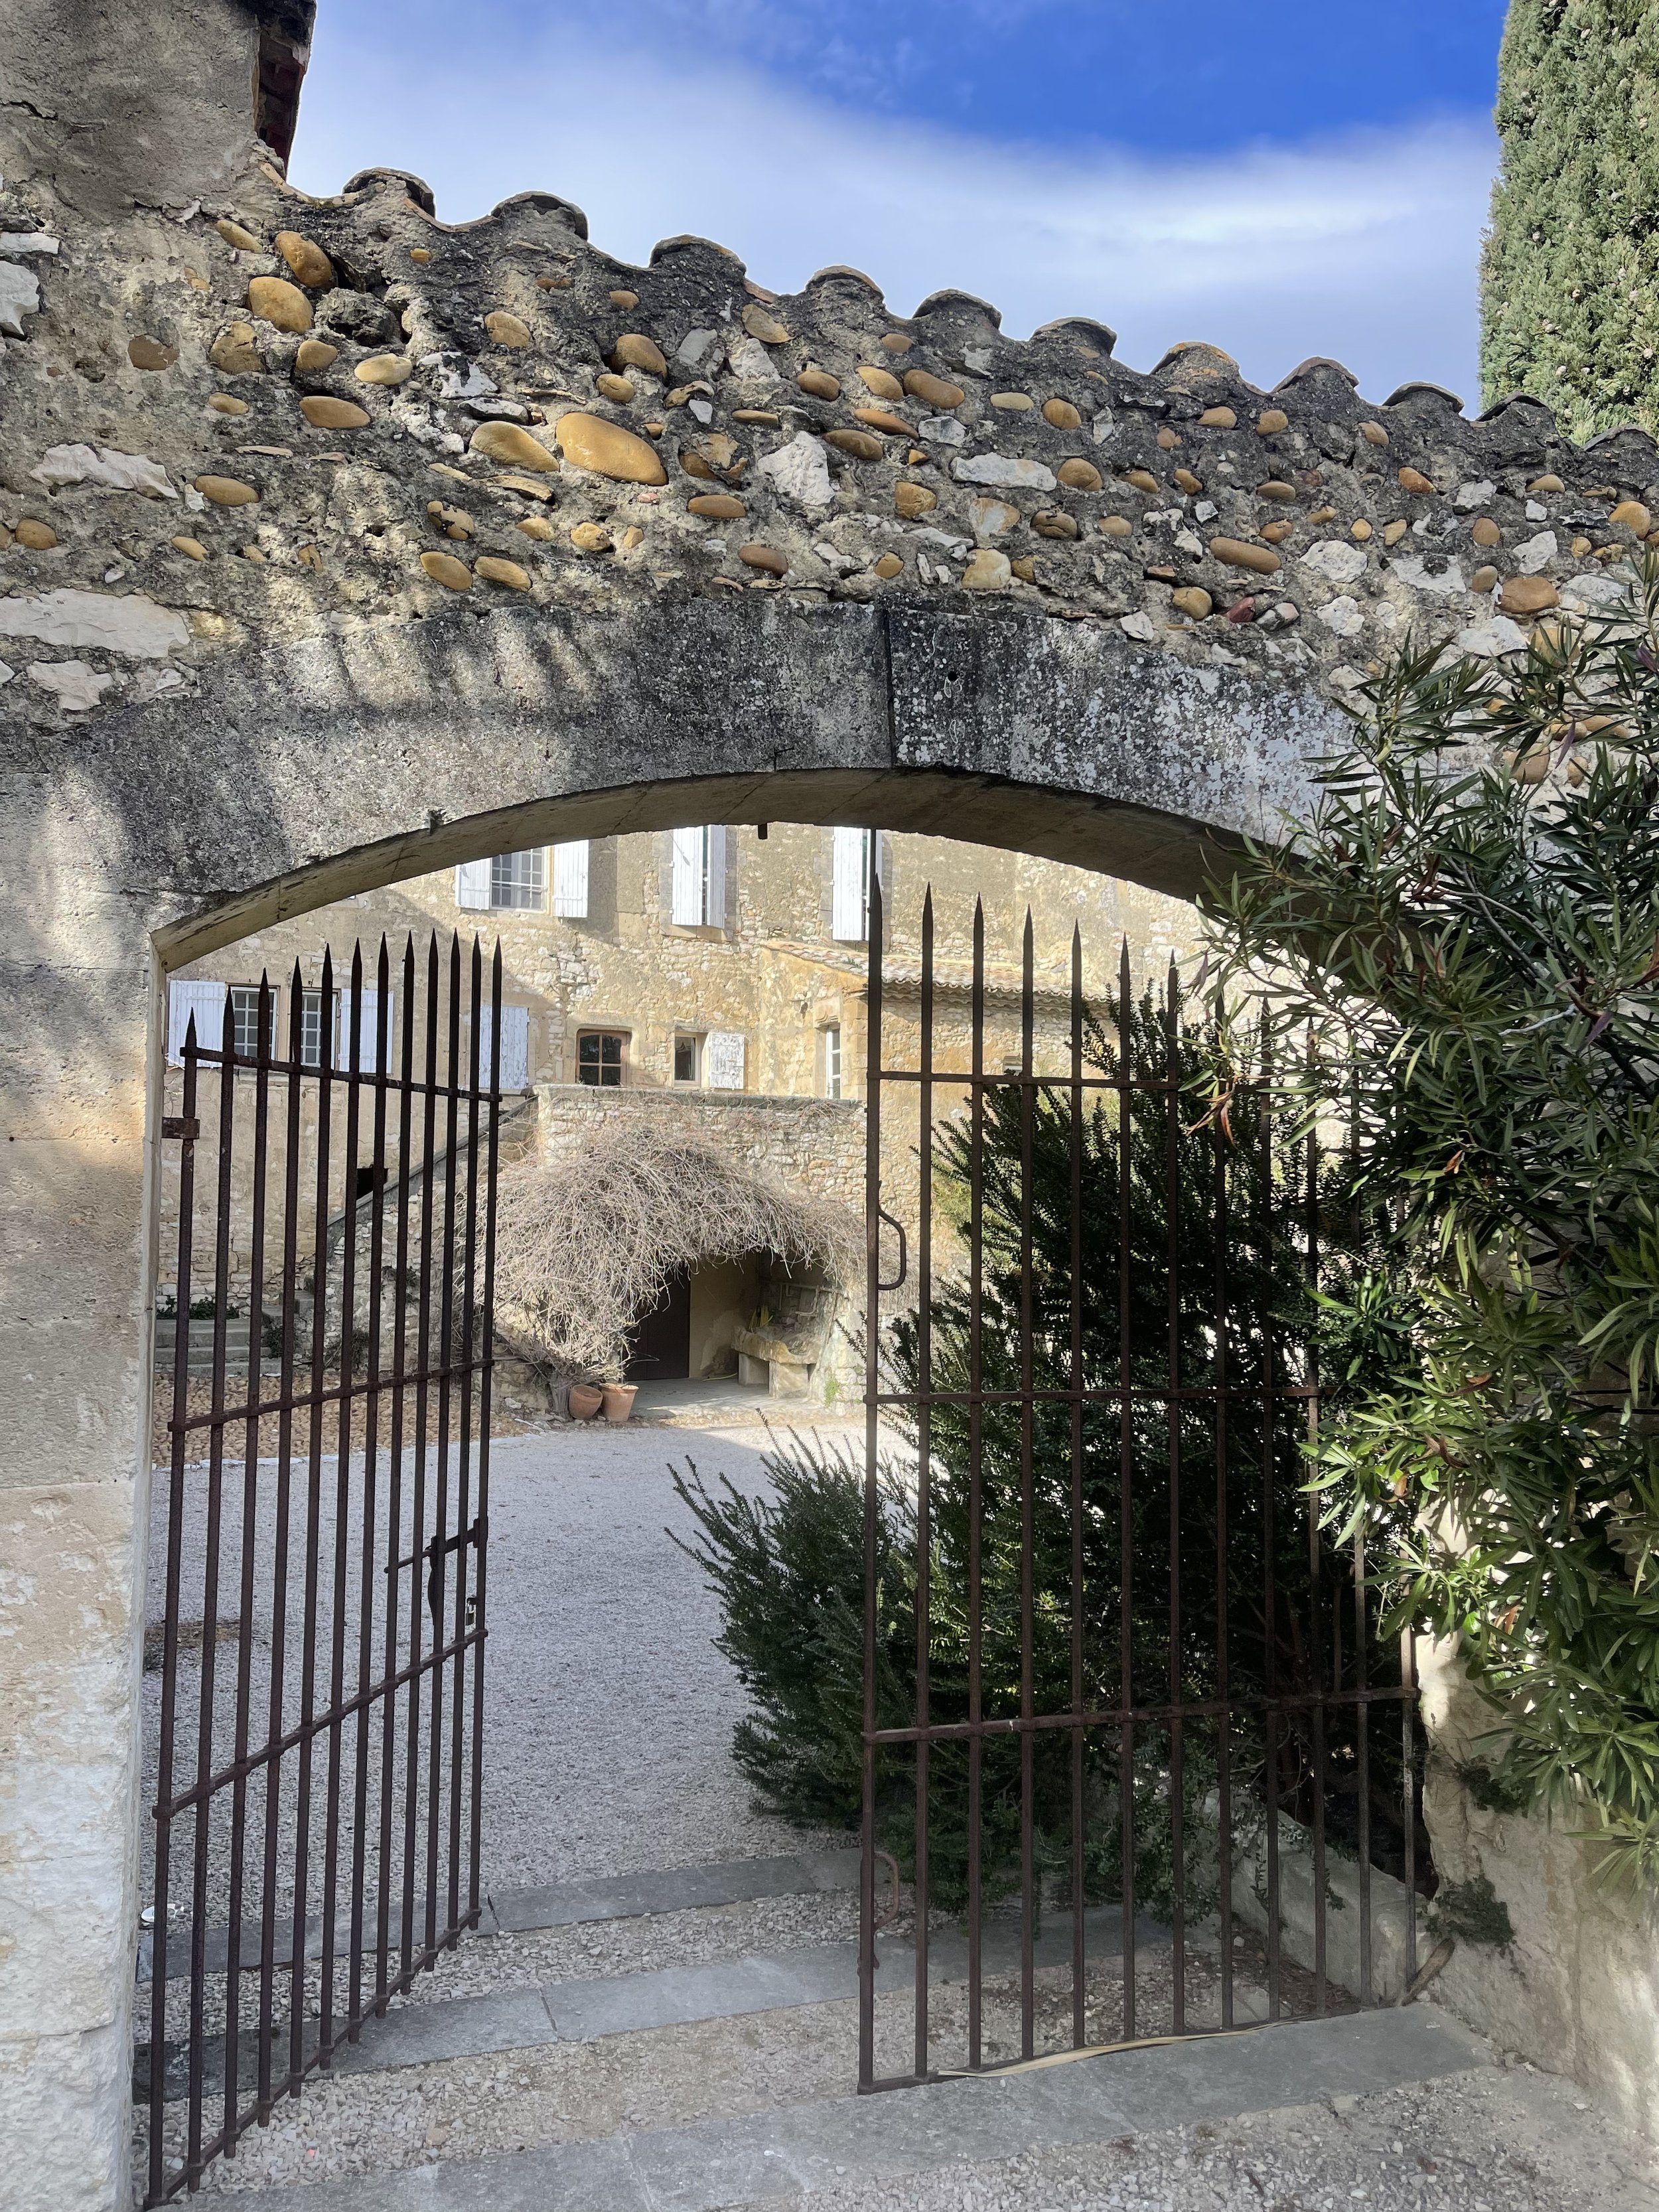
[289,1,1508,403]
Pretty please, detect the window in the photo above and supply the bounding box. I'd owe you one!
[228,985,277,1061]
[670,825,727,927]
[167,979,226,1065]
[490,849,545,911]
[674,1033,701,1084]
[479,1004,531,1090]
[299,989,331,1070]
[336,989,390,1073]
[577,1031,626,1087]
[822,1024,842,1099]
[551,840,589,919]
[455,850,547,912]
[831,826,873,942]
[705,1031,745,1091]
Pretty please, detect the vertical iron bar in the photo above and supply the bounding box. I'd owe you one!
[468,942,503,1923]
[447,940,484,1939]
[255,968,306,2117]
[1260,1023,1281,2024]
[1017,911,1036,2062]
[223,976,273,2152]
[914,891,934,2081]
[1306,1109,1328,2016]
[1117,937,1137,2043]
[147,1016,200,2203]
[425,938,463,1956]
[1165,958,1185,2036]
[403,938,441,1980]
[1068,924,1086,2049]
[319,946,364,2063]
[1355,1522,1373,2005]
[184,990,239,2179]
[1401,1629,1418,1990]
[346,946,392,2039]
[859,871,885,2093]
[1212,1053,1233,2031]
[377,937,418,2009]
[289,943,334,2091]
[966,900,985,2073]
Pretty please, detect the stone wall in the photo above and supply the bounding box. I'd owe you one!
[9,4,1659,2201]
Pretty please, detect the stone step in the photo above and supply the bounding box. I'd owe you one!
[209,2003,1492,2211]
[139,1846,865,1983]
[137,1903,1169,2102]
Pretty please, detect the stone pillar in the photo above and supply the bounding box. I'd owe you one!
[0,821,159,2205]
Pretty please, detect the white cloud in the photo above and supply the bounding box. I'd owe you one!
[289,17,1494,406]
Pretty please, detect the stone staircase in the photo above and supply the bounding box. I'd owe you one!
[137,1849,1494,2207]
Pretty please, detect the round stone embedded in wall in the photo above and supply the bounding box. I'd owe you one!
[419,551,472,589]
[963,548,1012,591]
[1123,469,1159,494]
[857,365,905,402]
[216,217,260,250]
[472,421,562,473]
[688,494,746,518]
[1471,517,1502,548]
[611,333,668,378]
[610,289,639,310]
[1199,407,1237,429]
[904,369,965,410]
[739,544,789,575]
[597,373,636,404]
[873,553,903,578]
[275,232,336,289]
[485,310,532,349]
[1256,409,1289,435]
[824,429,883,461]
[854,407,910,438]
[296,338,339,372]
[1500,575,1559,616]
[299,395,370,429]
[247,277,313,333]
[742,305,790,344]
[207,394,248,415]
[797,368,841,400]
[476,556,531,589]
[1098,515,1133,537]
[15,518,56,548]
[354,353,412,386]
[1033,510,1078,538]
[895,482,936,518]
[1056,459,1102,491]
[1043,398,1082,430]
[127,336,177,370]
[210,323,263,375]
[1360,422,1390,447]
[570,522,613,553]
[1173,587,1213,619]
[1210,537,1281,574]
[194,475,259,506]
[1398,467,1435,494]
[554,413,667,483]
[171,536,206,559]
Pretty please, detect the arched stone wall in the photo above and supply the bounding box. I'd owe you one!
[9,6,1659,2205]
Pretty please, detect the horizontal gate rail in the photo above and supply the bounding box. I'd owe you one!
[859,880,1421,2095]
[141,933,502,2203]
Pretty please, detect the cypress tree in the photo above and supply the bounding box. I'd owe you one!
[1481,1,1659,441]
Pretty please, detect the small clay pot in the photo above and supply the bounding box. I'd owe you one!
[567,1382,604,1420]
[600,1381,639,1424]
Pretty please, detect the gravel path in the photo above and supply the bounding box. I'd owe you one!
[747,2065,1659,2212]
[480,1417,846,1885]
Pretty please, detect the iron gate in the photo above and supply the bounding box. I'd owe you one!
[859,884,1422,2091]
[140,933,502,2201]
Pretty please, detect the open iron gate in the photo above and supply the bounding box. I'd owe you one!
[140,933,502,2201]
[859,883,1422,2091]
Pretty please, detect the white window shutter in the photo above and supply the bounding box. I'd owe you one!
[705,825,727,928]
[706,1031,745,1090]
[831,827,870,940]
[481,1004,530,1090]
[551,840,589,919]
[167,980,227,1065]
[336,990,389,1072]
[671,826,703,924]
[455,858,491,911]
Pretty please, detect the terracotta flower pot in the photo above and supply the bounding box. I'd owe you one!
[567,1382,604,1420]
[600,1381,638,1424]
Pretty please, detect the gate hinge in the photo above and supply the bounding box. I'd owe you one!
[162,1116,200,1142]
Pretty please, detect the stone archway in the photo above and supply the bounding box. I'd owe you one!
[7,4,1659,2203]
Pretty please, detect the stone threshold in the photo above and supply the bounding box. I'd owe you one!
[139,1846,865,1984]
[212,2005,1492,2211]
[136,1903,1170,2102]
